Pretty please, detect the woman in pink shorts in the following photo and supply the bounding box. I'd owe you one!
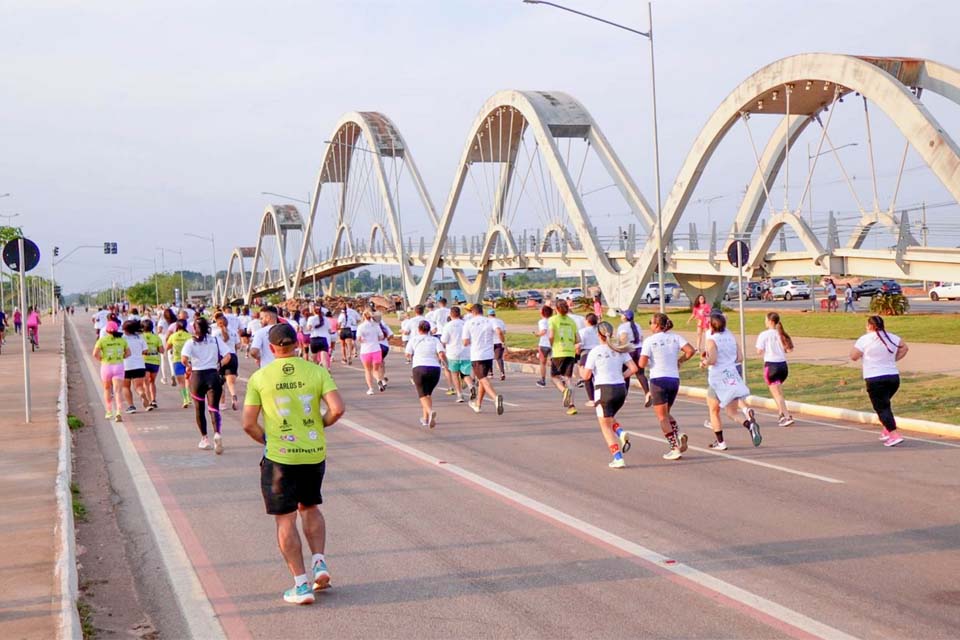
[93,321,131,421]
[356,310,386,395]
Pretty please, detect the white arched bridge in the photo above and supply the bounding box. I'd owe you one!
[217,53,960,310]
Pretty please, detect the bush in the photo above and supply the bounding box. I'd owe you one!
[572,296,593,312]
[494,296,518,310]
[870,293,910,316]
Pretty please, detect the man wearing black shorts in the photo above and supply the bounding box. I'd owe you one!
[242,323,345,605]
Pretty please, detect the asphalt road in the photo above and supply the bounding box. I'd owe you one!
[69,319,960,639]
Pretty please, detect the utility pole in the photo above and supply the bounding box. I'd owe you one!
[921,201,929,291]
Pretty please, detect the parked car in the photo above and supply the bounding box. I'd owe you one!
[663,283,683,299]
[556,287,584,301]
[640,282,672,304]
[723,281,764,301]
[514,289,544,304]
[852,279,902,300]
[483,289,504,302]
[770,279,811,300]
[929,282,960,301]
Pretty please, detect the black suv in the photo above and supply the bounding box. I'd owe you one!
[852,279,902,300]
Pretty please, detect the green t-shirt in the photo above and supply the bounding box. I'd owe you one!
[244,357,338,465]
[548,314,578,358]
[166,330,192,361]
[96,335,128,365]
[143,332,163,365]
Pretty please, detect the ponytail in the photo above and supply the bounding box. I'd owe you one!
[868,315,899,354]
[767,312,793,352]
[630,321,639,345]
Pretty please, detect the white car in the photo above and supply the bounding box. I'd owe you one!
[929,282,960,301]
[641,282,672,304]
[770,279,811,300]
[556,287,583,301]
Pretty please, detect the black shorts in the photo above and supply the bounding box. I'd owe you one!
[145,363,160,374]
[551,356,576,378]
[493,344,504,360]
[380,344,389,359]
[538,346,552,358]
[124,368,146,380]
[310,337,329,354]
[339,328,355,341]
[650,377,680,407]
[472,359,493,380]
[219,354,239,377]
[594,383,626,418]
[260,458,325,516]
[764,361,789,385]
[412,366,441,398]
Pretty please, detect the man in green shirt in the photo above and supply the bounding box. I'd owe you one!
[242,323,345,605]
[548,299,580,416]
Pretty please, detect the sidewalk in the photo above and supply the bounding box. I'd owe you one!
[0,319,75,639]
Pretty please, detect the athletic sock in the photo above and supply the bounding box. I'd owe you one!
[614,426,624,438]
[312,553,325,566]
[609,443,620,456]
[741,406,752,420]
[666,432,678,449]
[716,430,724,443]
[294,574,308,588]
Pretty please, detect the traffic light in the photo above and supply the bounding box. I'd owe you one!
[103,242,118,254]
[54,285,62,298]
[53,246,60,257]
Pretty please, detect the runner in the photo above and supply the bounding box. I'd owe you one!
[93,321,130,422]
[488,308,507,381]
[851,315,909,447]
[325,310,339,365]
[577,313,600,407]
[701,311,762,450]
[440,306,471,403]
[214,312,241,410]
[617,309,650,405]
[237,306,253,357]
[687,294,712,353]
[639,313,695,460]
[374,312,393,386]
[337,303,360,364]
[250,305,280,369]
[405,320,446,428]
[431,298,456,392]
[756,312,795,427]
[306,307,331,368]
[181,317,231,453]
[26,306,40,349]
[140,318,164,411]
[245,311,263,360]
[548,299,580,416]
[166,320,193,408]
[535,305,553,388]
[581,322,637,469]
[462,303,504,415]
[120,320,149,413]
[356,309,386,395]
[295,308,311,361]
[159,308,178,385]
[241,323,344,605]
[92,306,110,340]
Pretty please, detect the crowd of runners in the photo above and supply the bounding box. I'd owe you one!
[81,292,912,605]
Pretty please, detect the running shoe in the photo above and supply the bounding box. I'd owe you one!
[104,411,112,420]
[428,410,437,429]
[445,388,456,396]
[283,583,315,605]
[662,448,682,461]
[678,433,689,453]
[213,433,223,455]
[377,379,386,393]
[232,395,238,411]
[778,415,795,427]
[561,387,572,408]
[146,404,156,412]
[469,401,481,414]
[536,379,546,388]
[170,380,176,387]
[182,401,190,409]
[585,400,596,408]
[745,409,762,447]
[644,392,653,408]
[469,384,477,401]
[708,440,728,451]
[618,429,631,453]
[150,401,158,409]
[198,437,212,450]
[312,560,331,591]
[496,395,504,416]
[125,406,137,414]
[114,413,123,423]
[703,419,713,429]
[366,388,375,396]
[419,418,429,427]
[576,380,584,388]
[566,407,578,416]
[500,373,505,381]
[884,432,904,447]
[608,458,626,469]
[456,395,465,404]
[879,428,891,441]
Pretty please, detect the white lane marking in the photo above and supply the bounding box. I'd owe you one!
[339,416,859,640]
[625,431,844,484]
[68,320,226,640]
[676,397,960,449]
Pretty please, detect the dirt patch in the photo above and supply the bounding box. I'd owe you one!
[68,335,158,639]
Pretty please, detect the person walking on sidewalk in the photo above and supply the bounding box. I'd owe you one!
[756,312,795,427]
[93,321,130,422]
[639,312,695,460]
[581,322,637,469]
[242,322,345,605]
[548,299,580,416]
[851,315,909,447]
[843,285,856,313]
[701,312,762,450]
[181,317,231,453]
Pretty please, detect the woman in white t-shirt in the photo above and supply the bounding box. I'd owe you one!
[577,313,600,407]
[755,312,795,427]
[581,322,639,469]
[850,315,909,447]
[405,321,447,428]
[701,312,761,451]
[639,313,695,460]
[214,312,241,410]
[181,317,231,453]
[535,305,553,387]
[356,310,386,395]
[121,321,150,414]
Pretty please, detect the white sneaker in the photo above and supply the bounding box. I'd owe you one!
[662,448,682,461]
[428,410,437,429]
[469,401,481,414]
[366,388,375,396]
[213,433,223,455]
[198,437,212,450]
[709,440,727,451]
[703,419,713,429]
[608,457,625,469]
[778,415,795,427]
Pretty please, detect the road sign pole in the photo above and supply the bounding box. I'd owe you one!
[737,241,746,381]
[18,238,31,422]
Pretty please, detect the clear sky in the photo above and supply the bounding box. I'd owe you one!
[2,0,959,294]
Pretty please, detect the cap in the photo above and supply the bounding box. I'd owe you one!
[621,309,634,321]
[106,321,119,333]
[487,309,496,316]
[268,322,298,347]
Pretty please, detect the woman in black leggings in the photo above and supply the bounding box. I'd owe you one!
[851,315,909,447]
[181,317,231,454]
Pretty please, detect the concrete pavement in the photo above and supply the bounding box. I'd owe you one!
[64,315,960,639]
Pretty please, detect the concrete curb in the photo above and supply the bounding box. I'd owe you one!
[55,318,82,640]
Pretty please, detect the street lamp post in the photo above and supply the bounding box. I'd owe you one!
[158,247,186,306]
[184,233,218,302]
[523,0,666,312]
